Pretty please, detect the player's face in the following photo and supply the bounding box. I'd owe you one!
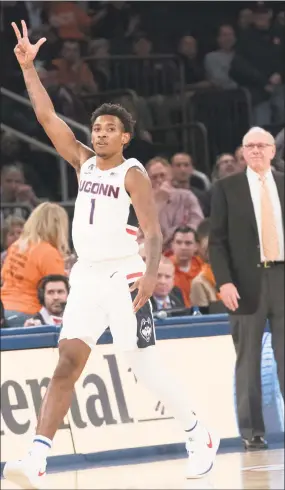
[243,132,275,174]
[91,115,130,159]
[172,232,197,261]
[154,263,174,297]
[44,281,68,315]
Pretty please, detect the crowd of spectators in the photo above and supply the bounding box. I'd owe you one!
[1,1,284,328]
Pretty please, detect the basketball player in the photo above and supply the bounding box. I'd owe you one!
[4,21,219,488]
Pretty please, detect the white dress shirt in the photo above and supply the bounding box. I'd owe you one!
[247,167,284,261]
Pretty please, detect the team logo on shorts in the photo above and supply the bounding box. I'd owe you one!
[140,317,152,342]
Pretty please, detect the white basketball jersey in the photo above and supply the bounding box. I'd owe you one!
[72,157,146,261]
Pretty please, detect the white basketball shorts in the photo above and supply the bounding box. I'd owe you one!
[59,255,156,351]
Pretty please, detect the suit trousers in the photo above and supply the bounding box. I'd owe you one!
[230,264,284,440]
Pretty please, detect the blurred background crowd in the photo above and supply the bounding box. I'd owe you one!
[1,0,284,328]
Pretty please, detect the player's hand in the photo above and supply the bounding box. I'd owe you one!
[220,283,240,311]
[12,20,46,69]
[130,274,157,313]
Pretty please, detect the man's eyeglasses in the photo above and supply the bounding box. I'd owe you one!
[243,143,273,150]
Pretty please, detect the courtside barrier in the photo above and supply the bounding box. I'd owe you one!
[1,315,283,474]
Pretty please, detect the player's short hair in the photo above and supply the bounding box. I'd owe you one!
[91,103,136,139]
[172,226,197,241]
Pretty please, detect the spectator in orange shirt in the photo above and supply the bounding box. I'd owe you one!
[53,40,98,96]
[1,202,69,328]
[47,1,92,41]
[170,226,204,307]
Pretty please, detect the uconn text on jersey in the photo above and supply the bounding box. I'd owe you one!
[79,180,120,199]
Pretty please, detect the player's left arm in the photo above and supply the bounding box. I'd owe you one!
[125,167,163,312]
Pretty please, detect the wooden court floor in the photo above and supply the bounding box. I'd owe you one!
[1,447,284,489]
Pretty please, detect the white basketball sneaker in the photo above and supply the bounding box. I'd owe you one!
[186,429,220,479]
[3,455,46,489]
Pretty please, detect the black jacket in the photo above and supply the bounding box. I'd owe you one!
[209,171,284,314]
[150,286,185,312]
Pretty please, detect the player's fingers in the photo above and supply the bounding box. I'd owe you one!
[134,297,147,313]
[21,19,28,38]
[132,291,141,310]
[11,22,22,41]
[35,37,47,49]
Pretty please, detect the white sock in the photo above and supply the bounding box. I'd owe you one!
[124,347,198,430]
[29,435,52,463]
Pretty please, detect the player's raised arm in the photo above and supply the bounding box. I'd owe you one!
[11,20,93,170]
[125,167,163,312]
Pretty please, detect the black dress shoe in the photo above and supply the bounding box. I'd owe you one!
[243,436,268,451]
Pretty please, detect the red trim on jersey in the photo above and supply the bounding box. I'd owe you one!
[126,227,138,236]
[127,272,143,280]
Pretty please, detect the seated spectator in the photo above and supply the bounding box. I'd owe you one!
[1,215,25,268]
[36,61,89,123]
[1,203,69,328]
[272,128,284,173]
[0,163,39,221]
[211,153,242,182]
[47,1,92,41]
[230,5,284,125]
[24,274,69,327]
[237,8,253,33]
[150,256,185,312]
[145,157,204,251]
[234,145,247,171]
[204,24,238,90]
[190,218,226,313]
[88,38,110,91]
[177,35,210,89]
[52,40,97,96]
[169,226,204,307]
[170,152,211,216]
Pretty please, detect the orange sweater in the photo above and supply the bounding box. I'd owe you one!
[170,255,204,307]
[1,242,65,314]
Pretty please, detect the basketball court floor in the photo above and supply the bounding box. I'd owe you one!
[1,446,284,489]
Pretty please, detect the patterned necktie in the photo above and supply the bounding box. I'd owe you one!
[260,177,280,261]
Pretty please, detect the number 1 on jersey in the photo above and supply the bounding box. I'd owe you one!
[89,198,96,224]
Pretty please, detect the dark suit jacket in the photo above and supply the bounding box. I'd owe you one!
[150,286,185,312]
[209,171,284,314]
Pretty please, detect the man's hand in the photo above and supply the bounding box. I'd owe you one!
[220,283,240,311]
[12,20,46,69]
[130,274,157,313]
[24,318,42,327]
[154,182,173,204]
[16,184,38,205]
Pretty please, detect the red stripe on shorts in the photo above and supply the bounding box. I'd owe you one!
[127,272,143,280]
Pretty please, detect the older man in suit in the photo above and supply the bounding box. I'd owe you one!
[209,127,284,451]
